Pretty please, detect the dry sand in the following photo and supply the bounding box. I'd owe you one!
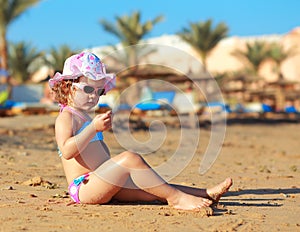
[0,114,299,232]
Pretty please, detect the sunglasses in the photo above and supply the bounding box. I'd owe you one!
[72,83,105,96]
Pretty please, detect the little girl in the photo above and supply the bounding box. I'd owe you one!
[49,51,232,210]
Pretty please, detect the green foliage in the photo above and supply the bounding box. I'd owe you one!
[268,42,297,80]
[177,19,228,70]
[268,42,297,66]
[0,0,41,70]
[233,41,298,80]
[99,11,163,67]
[213,72,230,87]
[8,41,43,83]
[100,11,164,47]
[48,45,77,72]
[0,0,40,28]
[232,41,270,74]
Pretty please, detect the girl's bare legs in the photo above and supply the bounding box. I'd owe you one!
[113,178,233,204]
[79,151,214,210]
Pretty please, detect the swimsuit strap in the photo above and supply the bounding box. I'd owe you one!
[60,105,88,121]
[59,105,103,143]
[59,104,66,113]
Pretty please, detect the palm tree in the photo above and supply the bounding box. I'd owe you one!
[8,41,43,83]
[230,41,271,103]
[177,19,228,71]
[232,41,297,110]
[0,0,40,71]
[99,11,164,67]
[268,42,297,81]
[47,45,76,72]
[232,41,270,76]
[267,42,298,111]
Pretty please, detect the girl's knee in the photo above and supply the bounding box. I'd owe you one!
[118,151,144,168]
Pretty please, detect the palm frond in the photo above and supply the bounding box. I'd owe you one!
[8,41,43,82]
[49,45,76,71]
[177,19,228,70]
[232,41,270,73]
[0,0,41,71]
[98,11,164,66]
[99,19,123,40]
[268,42,298,64]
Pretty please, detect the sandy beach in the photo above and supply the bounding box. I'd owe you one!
[0,114,299,232]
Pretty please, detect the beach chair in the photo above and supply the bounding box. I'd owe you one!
[196,101,230,125]
[285,105,298,114]
[135,91,176,116]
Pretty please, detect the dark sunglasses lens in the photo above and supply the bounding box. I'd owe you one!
[97,89,105,96]
[83,86,95,93]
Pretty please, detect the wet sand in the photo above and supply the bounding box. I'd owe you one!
[0,114,299,231]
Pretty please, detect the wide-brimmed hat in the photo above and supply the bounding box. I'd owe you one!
[49,52,115,93]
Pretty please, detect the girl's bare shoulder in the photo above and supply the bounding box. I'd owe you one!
[56,110,72,123]
[55,110,75,132]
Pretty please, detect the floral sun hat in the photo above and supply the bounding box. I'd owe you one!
[49,51,116,93]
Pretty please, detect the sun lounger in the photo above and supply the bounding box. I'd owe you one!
[135,91,176,114]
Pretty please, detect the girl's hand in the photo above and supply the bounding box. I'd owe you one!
[93,111,112,132]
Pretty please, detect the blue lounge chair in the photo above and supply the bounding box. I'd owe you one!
[135,91,176,111]
[285,105,298,113]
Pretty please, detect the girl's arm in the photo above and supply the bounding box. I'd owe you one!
[55,111,112,160]
[55,112,95,160]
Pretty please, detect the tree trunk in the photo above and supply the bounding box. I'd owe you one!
[0,29,12,99]
[275,87,285,111]
[0,30,8,70]
[202,54,207,73]
[278,72,284,81]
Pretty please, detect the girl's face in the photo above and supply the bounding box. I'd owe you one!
[71,76,106,111]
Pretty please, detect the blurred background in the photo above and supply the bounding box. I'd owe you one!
[0,0,299,121]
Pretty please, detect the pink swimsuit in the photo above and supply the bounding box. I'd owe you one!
[68,173,90,203]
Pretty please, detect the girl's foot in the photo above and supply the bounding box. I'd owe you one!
[206,177,233,203]
[169,191,212,211]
